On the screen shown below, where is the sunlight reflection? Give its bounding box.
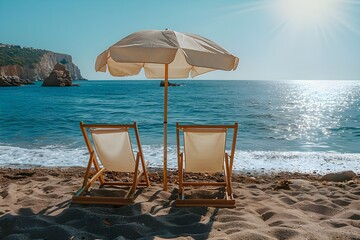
[277,81,357,146]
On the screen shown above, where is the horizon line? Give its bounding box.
[82,79,360,81]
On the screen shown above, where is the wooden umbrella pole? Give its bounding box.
[163,64,169,191]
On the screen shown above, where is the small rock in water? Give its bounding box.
[159,80,181,87]
[42,63,74,87]
[320,171,357,182]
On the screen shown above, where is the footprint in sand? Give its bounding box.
[23,189,34,195]
[43,186,55,193]
[34,177,50,182]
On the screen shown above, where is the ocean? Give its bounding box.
[0,80,359,174]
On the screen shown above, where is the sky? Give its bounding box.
[0,0,359,80]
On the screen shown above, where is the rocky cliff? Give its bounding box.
[0,43,83,81]
[0,76,34,86]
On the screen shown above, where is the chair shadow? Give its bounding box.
[0,185,220,240]
[150,188,219,239]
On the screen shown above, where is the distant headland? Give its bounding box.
[0,43,84,86]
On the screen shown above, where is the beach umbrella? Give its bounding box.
[95,29,239,190]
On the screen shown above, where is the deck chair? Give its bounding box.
[176,122,238,208]
[72,122,150,206]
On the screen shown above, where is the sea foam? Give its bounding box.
[0,144,359,174]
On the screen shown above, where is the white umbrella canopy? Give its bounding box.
[96,30,238,78]
[95,29,239,190]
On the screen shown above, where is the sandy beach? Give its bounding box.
[0,167,359,240]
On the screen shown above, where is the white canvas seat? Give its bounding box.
[183,128,227,173]
[91,128,137,172]
[176,123,238,208]
[72,122,150,206]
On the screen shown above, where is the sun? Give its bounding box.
[275,0,339,28]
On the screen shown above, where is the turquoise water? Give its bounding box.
[0,80,359,173]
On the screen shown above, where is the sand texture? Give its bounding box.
[0,167,359,240]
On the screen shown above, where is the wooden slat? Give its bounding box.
[126,152,141,198]
[178,153,184,198]
[81,123,135,129]
[72,196,134,206]
[230,122,238,175]
[224,153,233,197]
[90,128,128,134]
[178,124,236,129]
[134,123,150,187]
[182,128,227,133]
[92,158,105,185]
[82,168,107,194]
[82,152,95,187]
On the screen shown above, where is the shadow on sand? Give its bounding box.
[0,187,220,240]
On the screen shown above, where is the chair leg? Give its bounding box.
[126,170,146,199]
[74,168,107,197]
[92,156,105,185]
[141,159,150,187]
[82,152,95,187]
[224,153,233,200]
[125,153,142,199]
[178,153,184,199]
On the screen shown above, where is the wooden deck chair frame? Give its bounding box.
[176,122,238,208]
[72,122,150,206]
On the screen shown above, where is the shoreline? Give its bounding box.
[1,143,360,174]
[1,164,359,176]
[1,166,359,239]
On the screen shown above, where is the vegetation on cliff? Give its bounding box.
[0,44,47,68]
[0,43,84,80]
